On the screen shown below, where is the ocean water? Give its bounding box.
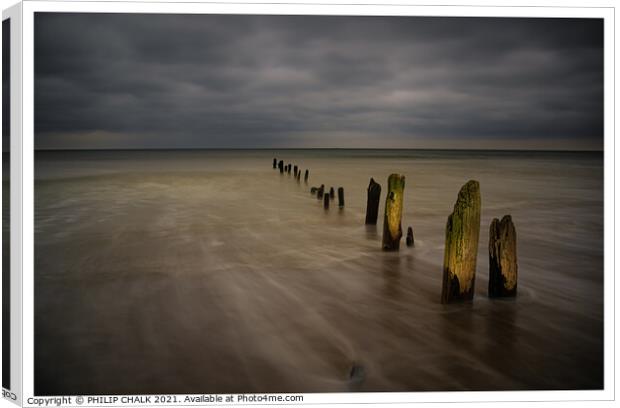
[34,149,604,395]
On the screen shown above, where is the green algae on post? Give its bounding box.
[365,178,381,225]
[382,174,405,251]
[441,180,481,303]
[489,215,518,297]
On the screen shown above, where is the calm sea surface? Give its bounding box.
[34,149,604,394]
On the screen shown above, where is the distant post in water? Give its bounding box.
[294,165,298,177]
[324,193,330,209]
[381,174,405,251]
[304,170,309,183]
[489,215,518,297]
[365,178,381,225]
[329,187,335,199]
[317,185,325,199]
[338,187,344,208]
[278,160,284,173]
[287,164,292,174]
[441,180,481,304]
[273,158,277,169]
[296,172,301,182]
[406,227,414,247]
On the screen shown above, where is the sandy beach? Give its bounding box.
[34,149,603,395]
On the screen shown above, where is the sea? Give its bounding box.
[33,149,604,395]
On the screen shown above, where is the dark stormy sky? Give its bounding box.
[34,13,603,150]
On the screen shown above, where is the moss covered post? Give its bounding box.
[381,174,405,251]
[441,180,481,303]
[488,215,517,297]
[365,178,381,225]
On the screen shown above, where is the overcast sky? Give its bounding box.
[34,13,603,150]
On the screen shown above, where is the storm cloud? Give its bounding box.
[34,13,603,150]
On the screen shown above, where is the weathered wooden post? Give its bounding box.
[406,227,414,247]
[489,215,517,297]
[381,174,405,251]
[324,193,330,209]
[441,180,481,304]
[338,187,344,208]
[287,164,292,174]
[296,172,301,182]
[310,187,318,195]
[278,160,284,173]
[273,158,277,169]
[304,170,309,183]
[317,185,325,199]
[329,187,335,199]
[365,178,381,225]
[294,165,298,177]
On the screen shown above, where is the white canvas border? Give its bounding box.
[7,1,618,406]
[2,3,22,405]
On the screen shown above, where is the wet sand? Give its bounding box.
[34,149,604,395]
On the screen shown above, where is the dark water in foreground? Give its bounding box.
[34,149,604,395]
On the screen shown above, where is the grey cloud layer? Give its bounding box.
[34,14,603,149]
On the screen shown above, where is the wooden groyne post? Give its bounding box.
[441,180,481,304]
[381,174,405,251]
[406,227,414,247]
[317,185,325,199]
[329,187,335,199]
[365,178,381,225]
[324,193,330,209]
[273,158,277,169]
[304,170,309,183]
[338,187,344,208]
[278,160,284,173]
[488,215,517,297]
[294,165,298,177]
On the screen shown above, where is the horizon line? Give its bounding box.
[31,147,604,153]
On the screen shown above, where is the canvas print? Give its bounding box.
[34,13,603,395]
[2,17,10,392]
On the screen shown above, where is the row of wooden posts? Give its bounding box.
[274,158,309,183]
[273,157,345,209]
[272,159,517,304]
[310,185,345,209]
[367,175,518,303]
